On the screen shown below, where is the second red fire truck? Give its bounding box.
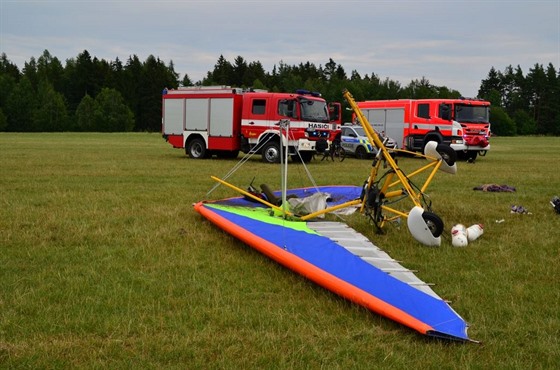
[162,86,341,163]
[356,98,491,160]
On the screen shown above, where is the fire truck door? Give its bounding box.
[366,108,405,148]
[163,98,185,134]
[186,98,209,131]
[384,108,404,147]
[208,98,235,137]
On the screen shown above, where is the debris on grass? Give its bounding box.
[511,205,532,214]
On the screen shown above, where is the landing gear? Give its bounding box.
[435,144,457,165]
[363,184,385,233]
[421,211,444,238]
[407,206,443,247]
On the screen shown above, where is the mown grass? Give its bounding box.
[1,133,559,368]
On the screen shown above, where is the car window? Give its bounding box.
[353,127,366,136]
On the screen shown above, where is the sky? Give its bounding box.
[1,0,559,97]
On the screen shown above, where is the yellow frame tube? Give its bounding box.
[300,199,362,221]
[212,176,365,222]
[210,176,294,216]
[420,161,442,193]
[343,90,422,208]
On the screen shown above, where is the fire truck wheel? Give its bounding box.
[187,138,207,159]
[355,146,367,159]
[262,141,281,163]
[435,144,456,166]
[422,211,444,237]
[467,150,478,161]
[292,152,313,163]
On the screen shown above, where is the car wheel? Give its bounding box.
[355,146,367,159]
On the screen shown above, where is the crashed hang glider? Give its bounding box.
[193,92,476,342]
[194,185,474,342]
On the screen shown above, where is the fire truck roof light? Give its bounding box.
[295,89,322,97]
[459,96,485,101]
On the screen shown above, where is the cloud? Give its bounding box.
[1,0,558,97]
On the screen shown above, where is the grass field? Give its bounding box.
[1,133,559,368]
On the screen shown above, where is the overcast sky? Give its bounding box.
[1,0,559,97]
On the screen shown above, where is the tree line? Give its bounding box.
[0,50,558,135]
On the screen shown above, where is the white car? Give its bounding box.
[340,125,396,159]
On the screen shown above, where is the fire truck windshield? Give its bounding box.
[299,98,329,122]
[454,105,490,123]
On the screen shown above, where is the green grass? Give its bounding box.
[1,133,559,368]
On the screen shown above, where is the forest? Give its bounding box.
[0,50,558,136]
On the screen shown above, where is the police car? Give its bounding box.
[340,125,397,159]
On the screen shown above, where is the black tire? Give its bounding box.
[422,211,444,238]
[217,150,239,159]
[261,141,281,163]
[435,144,456,166]
[315,139,328,154]
[467,150,478,161]
[355,146,367,160]
[187,138,207,159]
[298,151,314,163]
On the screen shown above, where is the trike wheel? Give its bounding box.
[435,144,456,166]
[422,211,444,237]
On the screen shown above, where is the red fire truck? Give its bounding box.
[356,98,491,160]
[162,86,341,163]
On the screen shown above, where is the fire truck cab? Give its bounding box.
[162,86,341,163]
[356,98,491,160]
